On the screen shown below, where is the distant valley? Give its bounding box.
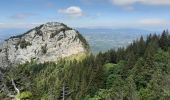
[78,28,159,53]
[0,28,159,53]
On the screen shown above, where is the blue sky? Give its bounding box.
[0,0,170,31]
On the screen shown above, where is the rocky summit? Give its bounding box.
[0,22,89,69]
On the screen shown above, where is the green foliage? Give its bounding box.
[2,30,170,100]
[50,28,67,38]
[63,52,87,61]
[76,31,90,50]
[103,63,114,73]
[19,39,32,49]
[50,29,64,38]
[159,30,169,51]
[16,91,32,99]
[41,44,47,54]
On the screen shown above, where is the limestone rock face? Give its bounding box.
[0,22,89,68]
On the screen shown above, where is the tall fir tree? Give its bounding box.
[159,30,169,51]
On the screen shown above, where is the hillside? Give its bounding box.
[0,30,170,100]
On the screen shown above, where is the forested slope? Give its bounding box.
[1,30,170,100]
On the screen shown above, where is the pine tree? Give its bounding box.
[146,34,152,46]
[159,30,169,51]
[137,36,145,57]
[144,42,157,58]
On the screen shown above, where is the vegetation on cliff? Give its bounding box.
[1,30,170,100]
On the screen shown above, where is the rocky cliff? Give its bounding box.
[0,22,89,68]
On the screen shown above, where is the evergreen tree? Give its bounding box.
[137,36,145,57]
[159,30,169,51]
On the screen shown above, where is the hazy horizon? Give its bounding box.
[0,0,170,30]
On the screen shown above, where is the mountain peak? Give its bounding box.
[0,22,89,69]
[45,22,61,25]
[42,22,67,29]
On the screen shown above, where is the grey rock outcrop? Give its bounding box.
[0,22,89,68]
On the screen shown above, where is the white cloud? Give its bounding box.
[111,0,170,6]
[142,0,170,5]
[139,18,167,26]
[58,6,83,17]
[111,0,137,6]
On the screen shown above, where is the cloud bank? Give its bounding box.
[58,6,83,17]
[139,18,167,26]
[111,0,170,6]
